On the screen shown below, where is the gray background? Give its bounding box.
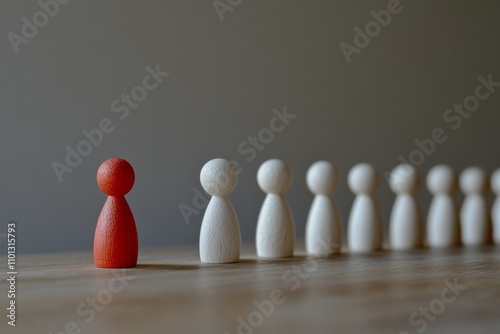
[1,0,499,254]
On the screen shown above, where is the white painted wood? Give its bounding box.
[426,165,460,248]
[199,158,241,263]
[492,169,500,244]
[459,167,491,246]
[388,164,423,250]
[347,163,383,253]
[305,161,342,256]
[256,159,295,258]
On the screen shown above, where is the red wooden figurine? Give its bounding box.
[94,158,138,268]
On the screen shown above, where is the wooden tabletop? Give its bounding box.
[6,244,500,334]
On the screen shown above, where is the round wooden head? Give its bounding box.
[492,168,500,195]
[389,164,419,195]
[306,161,338,196]
[97,158,135,196]
[460,167,488,195]
[348,163,379,195]
[257,159,292,195]
[200,158,238,197]
[427,165,456,195]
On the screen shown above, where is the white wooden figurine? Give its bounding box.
[460,167,491,246]
[491,168,500,245]
[347,163,383,252]
[199,158,241,263]
[305,161,342,256]
[426,165,460,248]
[388,164,423,250]
[256,159,295,258]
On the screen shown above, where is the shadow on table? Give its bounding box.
[136,264,202,270]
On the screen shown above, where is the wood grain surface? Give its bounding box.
[4,244,500,334]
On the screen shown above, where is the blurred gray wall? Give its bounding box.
[1,0,499,254]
